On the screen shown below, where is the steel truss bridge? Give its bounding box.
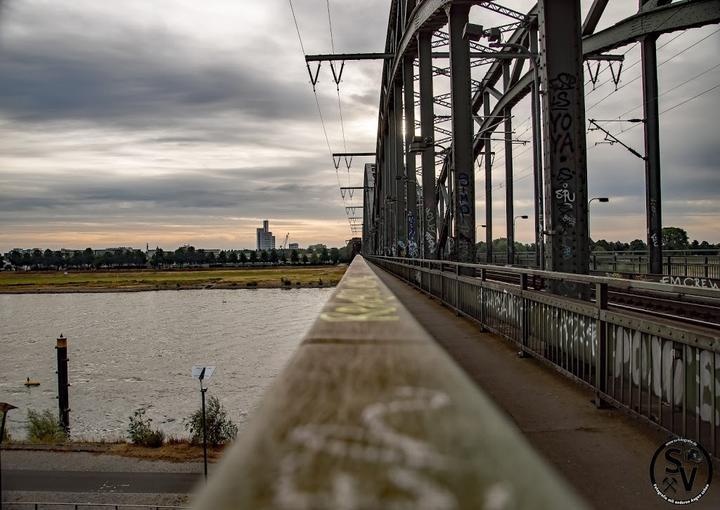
[194,2,720,508]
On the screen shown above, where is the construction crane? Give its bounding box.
[280,232,290,250]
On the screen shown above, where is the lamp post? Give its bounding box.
[588,198,609,243]
[192,365,215,482]
[475,225,486,262]
[1,403,18,496]
[512,215,529,265]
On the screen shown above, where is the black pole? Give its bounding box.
[201,385,208,481]
[56,335,70,432]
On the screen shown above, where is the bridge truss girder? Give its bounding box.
[365,0,720,277]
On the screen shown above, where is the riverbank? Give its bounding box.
[0,265,346,293]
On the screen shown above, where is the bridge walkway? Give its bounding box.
[368,261,720,510]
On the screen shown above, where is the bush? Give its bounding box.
[185,395,237,447]
[246,281,258,287]
[26,409,66,443]
[127,408,165,447]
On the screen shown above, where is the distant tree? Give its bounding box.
[238,251,247,264]
[82,247,94,267]
[629,239,647,252]
[228,251,239,264]
[249,251,257,263]
[151,248,165,268]
[206,252,216,265]
[260,250,269,263]
[320,247,330,263]
[42,249,54,268]
[301,254,309,264]
[8,250,23,267]
[594,240,611,252]
[662,227,689,251]
[310,251,319,265]
[218,251,227,265]
[280,251,287,264]
[290,249,299,264]
[269,249,279,263]
[330,247,340,264]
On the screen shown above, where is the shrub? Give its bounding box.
[26,409,66,443]
[185,395,237,447]
[127,408,165,448]
[246,281,258,287]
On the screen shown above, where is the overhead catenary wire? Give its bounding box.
[585,27,720,113]
[288,0,355,232]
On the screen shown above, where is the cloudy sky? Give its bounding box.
[0,0,717,251]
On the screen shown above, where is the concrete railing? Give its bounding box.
[191,255,588,509]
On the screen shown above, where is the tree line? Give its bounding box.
[475,227,718,254]
[2,246,348,270]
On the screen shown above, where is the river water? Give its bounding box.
[0,288,332,440]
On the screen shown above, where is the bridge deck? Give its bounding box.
[368,261,720,509]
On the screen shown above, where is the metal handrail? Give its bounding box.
[372,255,720,299]
[0,504,187,510]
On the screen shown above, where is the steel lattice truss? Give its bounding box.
[360,0,719,277]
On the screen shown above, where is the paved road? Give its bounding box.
[4,469,201,493]
[370,263,720,510]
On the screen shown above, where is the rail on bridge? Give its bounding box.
[192,255,588,509]
[371,255,720,463]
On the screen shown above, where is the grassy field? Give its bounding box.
[0,265,347,293]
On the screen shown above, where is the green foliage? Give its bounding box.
[662,227,690,251]
[26,409,66,443]
[127,408,165,448]
[185,395,237,447]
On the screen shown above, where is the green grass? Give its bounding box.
[0,266,347,292]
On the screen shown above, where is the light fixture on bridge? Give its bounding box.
[408,136,434,153]
[589,197,610,205]
[463,23,501,43]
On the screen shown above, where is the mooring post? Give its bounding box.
[56,334,70,432]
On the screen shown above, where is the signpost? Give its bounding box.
[192,365,215,481]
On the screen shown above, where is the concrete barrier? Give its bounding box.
[192,256,588,509]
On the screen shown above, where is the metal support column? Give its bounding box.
[503,62,515,265]
[641,34,663,274]
[403,56,418,257]
[447,3,475,263]
[418,31,437,259]
[484,92,493,263]
[538,0,590,288]
[530,26,545,269]
[393,83,407,255]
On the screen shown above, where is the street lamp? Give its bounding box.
[191,365,216,482]
[511,215,529,264]
[1,403,18,496]
[589,197,610,205]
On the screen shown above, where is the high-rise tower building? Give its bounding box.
[256,220,276,251]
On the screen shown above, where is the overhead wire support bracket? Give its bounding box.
[305,52,394,62]
[588,119,646,160]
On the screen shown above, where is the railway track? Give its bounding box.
[458,267,720,331]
